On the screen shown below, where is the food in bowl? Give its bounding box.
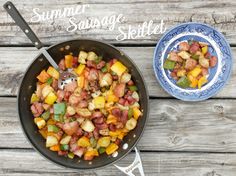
[163,40,218,89]
[30,51,142,161]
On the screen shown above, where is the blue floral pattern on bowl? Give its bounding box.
[153,22,233,101]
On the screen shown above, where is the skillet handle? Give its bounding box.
[3,1,43,49]
[114,147,145,176]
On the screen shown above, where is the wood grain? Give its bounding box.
[1,149,236,176]
[1,97,236,152]
[0,47,235,98]
[0,0,236,45]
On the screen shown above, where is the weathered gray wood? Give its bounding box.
[0,47,235,98]
[0,0,236,45]
[1,97,236,152]
[1,149,236,176]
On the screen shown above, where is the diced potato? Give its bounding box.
[88,102,95,111]
[177,70,186,77]
[111,61,127,76]
[74,64,86,76]
[77,136,90,147]
[44,92,57,105]
[46,135,58,147]
[42,85,54,99]
[77,76,85,88]
[100,73,112,87]
[189,67,202,77]
[198,76,208,89]
[65,55,73,68]
[78,51,88,64]
[91,91,101,98]
[93,96,105,109]
[133,107,142,120]
[106,114,117,124]
[60,136,72,145]
[97,137,111,147]
[130,102,140,108]
[132,91,139,101]
[67,106,76,116]
[201,46,208,55]
[47,66,59,80]
[106,143,118,155]
[199,58,209,68]
[120,72,131,83]
[37,70,50,83]
[31,93,39,103]
[125,118,137,131]
[76,108,92,117]
[87,51,98,61]
[99,128,109,136]
[34,117,46,129]
[177,51,191,59]
[81,120,95,132]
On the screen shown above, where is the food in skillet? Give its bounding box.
[30,51,142,160]
[163,40,218,89]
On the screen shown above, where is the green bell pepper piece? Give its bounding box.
[128,85,138,91]
[163,59,176,70]
[191,54,199,60]
[53,102,66,115]
[46,77,53,85]
[60,144,69,151]
[68,152,75,159]
[47,125,59,133]
[128,108,133,119]
[41,110,50,121]
[90,137,97,148]
[101,65,108,73]
[177,76,190,88]
[98,147,106,154]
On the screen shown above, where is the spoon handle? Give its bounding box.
[3,1,58,69]
[3,1,43,49]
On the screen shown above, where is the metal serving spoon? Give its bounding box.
[3,1,77,89]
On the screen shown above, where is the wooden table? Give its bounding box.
[1,0,236,175]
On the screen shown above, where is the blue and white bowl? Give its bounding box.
[153,22,233,101]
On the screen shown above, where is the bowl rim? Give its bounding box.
[153,22,233,101]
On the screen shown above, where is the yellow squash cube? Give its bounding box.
[77,136,90,147]
[133,107,142,120]
[189,67,202,77]
[44,92,57,105]
[74,64,85,76]
[106,143,118,155]
[93,96,105,109]
[198,76,208,89]
[30,93,39,103]
[77,76,85,88]
[34,117,46,129]
[111,61,127,76]
[47,66,59,79]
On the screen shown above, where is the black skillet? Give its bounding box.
[3,1,149,174]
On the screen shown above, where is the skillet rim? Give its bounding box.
[17,38,149,170]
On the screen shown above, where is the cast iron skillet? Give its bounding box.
[4,1,149,170]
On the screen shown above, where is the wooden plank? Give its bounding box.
[0,0,236,45]
[1,149,236,176]
[1,97,236,152]
[0,47,235,98]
